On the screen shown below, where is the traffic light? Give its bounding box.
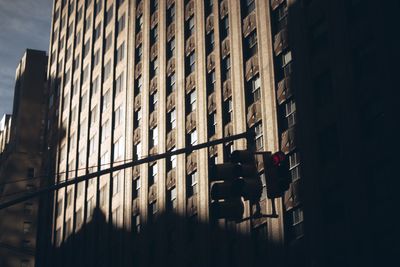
[264,151,290,199]
[209,150,262,221]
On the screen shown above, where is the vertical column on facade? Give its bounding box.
[195,0,209,223]
[139,0,150,224]
[256,0,285,250]
[175,0,186,218]
[229,0,250,235]
[124,0,134,234]
[157,0,167,216]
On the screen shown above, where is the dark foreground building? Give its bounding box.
[0,49,48,267]
[36,0,398,267]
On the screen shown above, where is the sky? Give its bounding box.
[0,0,53,117]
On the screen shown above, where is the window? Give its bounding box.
[134,108,142,127]
[168,73,176,93]
[187,171,198,196]
[100,151,109,170]
[101,119,110,143]
[79,119,87,139]
[113,138,124,160]
[282,51,292,67]
[114,105,124,128]
[133,177,141,198]
[66,190,73,207]
[113,171,122,195]
[168,3,175,22]
[23,222,32,234]
[251,75,261,101]
[95,0,102,16]
[100,185,107,207]
[150,127,158,147]
[105,5,113,26]
[188,52,196,73]
[151,25,158,41]
[78,147,85,167]
[105,33,112,52]
[64,68,71,84]
[149,163,158,185]
[137,15,143,29]
[115,72,124,94]
[65,218,72,238]
[254,123,263,151]
[83,40,90,58]
[292,208,304,239]
[94,23,101,41]
[150,201,158,215]
[77,6,83,21]
[168,187,177,211]
[75,30,81,46]
[66,45,72,61]
[81,65,89,84]
[259,172,267,199]
[93,49,100,67]
[188,16,195,36]
[136,45,143,60]
[150,91,158,112]
[188,90,196,112]
[223,56,231,78]
[209,112,217,136]
[289,152,301,181]
[116,42,125,63]
[134,142,142,160]
[102,89,111,112]
[92,76,99,95]
[117,14,126,34]
[85,14,92,32]
[87,197,94,219]
[60,144,66,162]
[69,132,76,149]
[221,16,229,37]
[90,105,98,126]
[189,130,197,146]
[112,206,121,226]
[225,97,233,122]
[134,214,141,233]
[168,38,175,56]
[57,199,63,217]
[167,109,176,130]
[285,99,296,127]
[89,135,96,155]
[103,60,111,81]
[76,208,83,228]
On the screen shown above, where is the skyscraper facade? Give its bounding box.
[0,49,48,267]
[43,0,292,266]
[41,0,399,266]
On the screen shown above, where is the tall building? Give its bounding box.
[0,49,48,267]
[40,0,398,266]
[42,0,287,266]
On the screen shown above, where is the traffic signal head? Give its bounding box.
[209,150,263,221]
[264,151,290,199]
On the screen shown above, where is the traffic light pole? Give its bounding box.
[0,131,250,210]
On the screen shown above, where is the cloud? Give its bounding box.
[0,0,52,116]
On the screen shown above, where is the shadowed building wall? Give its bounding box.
[0,49,48,267]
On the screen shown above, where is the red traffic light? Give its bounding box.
[271,151,285,166]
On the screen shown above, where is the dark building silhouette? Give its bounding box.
[0,49,48,267]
